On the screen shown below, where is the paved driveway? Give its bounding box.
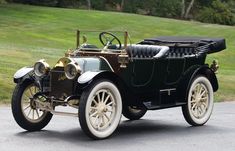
[0,102,235,151]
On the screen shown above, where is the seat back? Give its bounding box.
[167,47,196,58]
[126,44,169,59]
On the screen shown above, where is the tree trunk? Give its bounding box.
[120,0,125,11]
[181,0,185,18]
[87,0,91,10]
[184,0,195,19]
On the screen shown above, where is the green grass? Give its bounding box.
[0,4,235,103]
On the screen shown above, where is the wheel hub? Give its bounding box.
[29,98,37,109]
[97,103,107,114]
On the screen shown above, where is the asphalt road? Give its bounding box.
[0,102,235,151]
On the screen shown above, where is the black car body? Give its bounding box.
[12,31,225,139]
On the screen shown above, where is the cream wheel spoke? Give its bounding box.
[196,106,200,118]
[191,92,196,100]
[29,87,34,97]
[192,103,197,110]
[92,99,99,106]
[101,91,105,103]
[103,113,110,121]
[201,88,206,95]
[27,108,32,117]
[192,107,197,116]
[198,84,203,95]
[97,92,101,103]
[104,94,110,104]
[35,109,40,119]
[200,104,205,113]
[90,111,98,118]
[202,102,207,108]
[90,106,97,110]
[191,98,196,103]
[106,101,113,107]
[23,104,31,111]
[32,109,35,120]
[97,116,102,130]
[200,97,208,101]
[101,115,105,126]
[23,92,32,100]
[198,106,202,115]
[94,115,99,125]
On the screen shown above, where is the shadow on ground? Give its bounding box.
[14,118,222,149]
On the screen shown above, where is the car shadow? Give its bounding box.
[14,118,222,149]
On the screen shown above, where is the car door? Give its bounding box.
[165,58,186,85]
[131,59,155,88]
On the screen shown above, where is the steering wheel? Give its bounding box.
[99,32,122,50]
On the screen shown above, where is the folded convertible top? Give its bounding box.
[143,36,226,54]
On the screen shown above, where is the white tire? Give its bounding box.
[79,80,122,139]
[182,75,214,126]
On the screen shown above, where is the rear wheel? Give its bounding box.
[11,80,53,131]
[182,75,214,126]
[122,105,147,120]
[79,80,122,139]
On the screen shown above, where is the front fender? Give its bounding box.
[77,71,125,94]
[13,67,33,83]
[77,71,101,84]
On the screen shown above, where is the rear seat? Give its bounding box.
[126,44,169,59]
[167,47,196,58]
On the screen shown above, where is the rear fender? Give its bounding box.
[190,66,218,92]
[177,65,218,102]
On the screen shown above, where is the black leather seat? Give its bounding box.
[168,47,196,58]
[126,44,169,59]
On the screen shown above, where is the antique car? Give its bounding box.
[11,30,225,139]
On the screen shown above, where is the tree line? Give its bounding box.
[2,0,235,25]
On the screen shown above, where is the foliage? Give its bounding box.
[6,0,235,25]
[154,0,182,18]
[197,0,235,25]
[0,0,6,4]
[57,0,80,8]
[91,0,105,10]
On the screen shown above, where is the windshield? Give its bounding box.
[76,30,129,50]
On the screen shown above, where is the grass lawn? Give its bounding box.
[0,4,234,103]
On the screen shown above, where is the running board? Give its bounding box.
[50,110,78,117]
[144,102,186,110]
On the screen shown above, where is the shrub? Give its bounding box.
[0,0,6,4]
[154,0,181,18]
[196,0,235,25]
[57,0,80,8]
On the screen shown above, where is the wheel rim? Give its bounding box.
[89,89,116,131]
[21,84,47,123]
[190,82,209,119]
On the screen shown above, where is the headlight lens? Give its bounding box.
[34,59,50,77]
[64,62,81,80]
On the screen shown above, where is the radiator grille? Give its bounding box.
[50,68,74,99]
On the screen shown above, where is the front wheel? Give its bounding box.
[182,75,214,126]
[11,80,53,131]
[79,80,122,139]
